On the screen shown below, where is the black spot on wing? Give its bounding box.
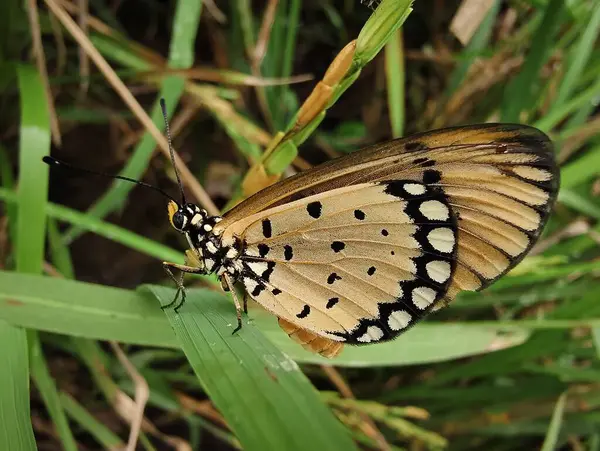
[331,241,345,253]
[252,283,265,297]
[284,245,293,260]
[423,169,441,184]
[326,297,339,309]
[307,201,322,218]
[327,273,342,284]
[262,219,272,238]
[381,229,389,236]
[262,262,276,281]
[384,181,405,198]
[258,243,270,257]
[354,209,366,220]
[296,305,310,319]
[272,288,282,295]
[367,266,376,276]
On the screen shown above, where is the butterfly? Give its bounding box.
[158,122,559,358]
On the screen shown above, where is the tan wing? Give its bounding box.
[221,181,458,344]
[217,124,559,298]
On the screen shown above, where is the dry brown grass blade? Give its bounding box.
[203,0,227,24]
[142,67,313,87]
[27,0,62,147]
[43,0,219,215]
[248,0,280,129]
[450,0,495,46]
[176,392,229,429]
[322,366,392,451]
[60,0,273,151]
[558,114,600,163]
[110,342,148,451]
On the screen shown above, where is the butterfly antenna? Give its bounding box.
[159,98,186,206]
[42,156,177,203]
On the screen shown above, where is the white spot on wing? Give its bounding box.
[426,260,451,283]
[221,235,235,247]
[244,247,260,257]
[226,248,238,259]
[388,310,411,330]
[247,261,269,275]
[206,241,218,254]
[427,228,455,253]
[419,200,449,220]
[357,326,384,343]
[243,277,258,293]
[411,286,437,309]
[203,224,213,232]
[191,214,203,225]
[204,258,215,271]
[404,183,426,195]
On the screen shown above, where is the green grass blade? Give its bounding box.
[0,271,531,367]
[60,393,125,449]
[0,271,178,348]
[534,73,600,132]
[146,285,358,451]
[501,0,565,122]
[558,189,600,221]
[28,332,78,451]
[541,393,568,451]
[559,144,600,189]
[0,186,198,273]
[47,218,75,278]
[552,3,600,110]
[384,29,404,137]
[0,321,37,451]
[10,63,54,451]
[16,64,49,274]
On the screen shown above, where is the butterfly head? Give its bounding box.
[168,201,207,233]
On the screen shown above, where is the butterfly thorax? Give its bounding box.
[187,214,245,279]
[168,201,244,279]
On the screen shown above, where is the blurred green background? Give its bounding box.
[1,0,600,449]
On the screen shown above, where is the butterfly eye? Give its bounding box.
[171,211,187,231]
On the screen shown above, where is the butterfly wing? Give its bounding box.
[220,124,558,298]
[223,180,457,343]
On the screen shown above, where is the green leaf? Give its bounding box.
[384,29,404,137]
[0,271,531,367]
[541,393,568,451]
[60,393,124,449]
[16,64,50,275]
[501,0,565,122]
[146,285,358,451]
[552,3,600,110]
[0,321,36,451]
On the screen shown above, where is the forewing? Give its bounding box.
[218,124,559,297]
[223,181,457,344]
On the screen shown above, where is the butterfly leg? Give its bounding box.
[221,274,243,334]
[162,261,205,312]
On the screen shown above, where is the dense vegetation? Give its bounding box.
[1,0,600,449]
